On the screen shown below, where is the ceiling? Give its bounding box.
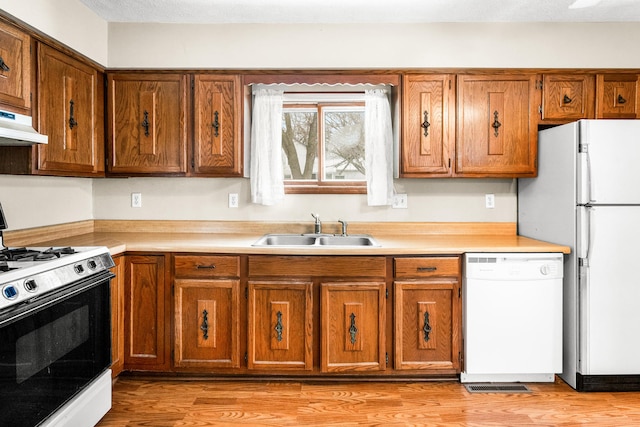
[78,0,640,24]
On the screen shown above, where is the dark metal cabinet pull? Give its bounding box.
[421,110,430,137]
[141,110,150,136]
[68,99,78,130]
[274,311,283,342]
[492,110,501,137]
[195,264,216,269]
[212,111,220,137]
[349,312,358,344]
[563,94,573,104]
[0,56,10,72]
[200,309,209,340]
[423,311,432,342]
[417,266,437,272]
[618,94,627,104]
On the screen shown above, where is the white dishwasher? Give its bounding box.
[461,253,563,383]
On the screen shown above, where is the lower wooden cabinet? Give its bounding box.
[173,255,241,369]
[247,281,313,370]
[174,279,240,368]
[124,254,171,371]
[393,257,462,374]
[117,253,462,378]
[394,281,460,372]
[321,282,386,372]
[109,255,125,378]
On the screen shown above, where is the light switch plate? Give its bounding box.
[392,194,408,209]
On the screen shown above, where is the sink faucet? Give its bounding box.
[338,219,348,236]
[311,213,322,234]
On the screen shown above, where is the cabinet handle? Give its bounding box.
[68,99,78,130]
[421,110,430,137]
[618,94,627,104]
[563,94,573,104]
[491,110,501,137]
[200,309,209,340]
[423,311,432,342]
[274,310,283,342]
[417,266,437,272]
[141,110,150,136]
[212,111,220,137]
[349,312,358,344]
[0,56,10,72]
[195,264,216,269]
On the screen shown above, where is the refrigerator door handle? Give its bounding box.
[579,149,595,204]
[578,206,591,263]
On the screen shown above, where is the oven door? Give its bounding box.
[0,271,113,427]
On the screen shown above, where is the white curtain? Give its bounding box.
[250,89,284,205]
[364,89,394,206]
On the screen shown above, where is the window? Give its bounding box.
[282,101,366,193]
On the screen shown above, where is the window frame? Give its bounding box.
[283,100,367,194]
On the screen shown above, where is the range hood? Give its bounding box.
[0,110,48,146]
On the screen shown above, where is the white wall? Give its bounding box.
[3,4,640,230]
[108,22,640,69]
[0,0,108,65]
[0,175,93,229]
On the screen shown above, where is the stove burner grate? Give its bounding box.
[0,247,77,262]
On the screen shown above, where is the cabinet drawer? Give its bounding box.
[174,255,239,278]
[248,256,386,278]
[394,257,459,278]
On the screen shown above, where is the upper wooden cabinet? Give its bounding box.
[401,74,455,177]
[107,73,188,175]
[456,74,538,177]
[596,74,639,119]
[36,43,104,176]
[192,74,242,176]
[0,20,31,112]
[540,73,595,122]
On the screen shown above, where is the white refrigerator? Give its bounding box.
[518,120,640,391]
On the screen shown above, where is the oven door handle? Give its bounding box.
[0,270,115,327]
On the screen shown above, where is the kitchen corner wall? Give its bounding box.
[4,0,640,231]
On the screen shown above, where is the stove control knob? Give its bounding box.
[24,279,38,292]
[2,284,18,300]
[74,264,85,274]
[87,259,98,270]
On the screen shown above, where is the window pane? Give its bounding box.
[282,109,318,180]
[323,108,366,181]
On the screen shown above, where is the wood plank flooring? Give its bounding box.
[97,376,640,426]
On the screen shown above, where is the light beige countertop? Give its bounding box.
[4,220,571,256]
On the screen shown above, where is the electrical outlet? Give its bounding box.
[392,194,408,209]
[228,193,239,208]
[131,192,142,208]
[485,193,495,209]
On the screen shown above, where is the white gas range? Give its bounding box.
[0,203,115,427]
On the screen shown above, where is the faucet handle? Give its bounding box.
[338,219,348,236]
[311,213,320,222]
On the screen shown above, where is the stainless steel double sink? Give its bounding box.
[252,233,380,247]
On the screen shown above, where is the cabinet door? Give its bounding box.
[456,74,538,177]
[596,74,639,119]
[110,255,125,378]
[193,74,242,176]
[541,74,595,121]
[394,280,461,372]
[108,73,188,174]
[174,279,240,368]
[320,282,386,373]
[0,20,30,111]
[401,74,455,176]
[36,43,104,175]
[124,255,170,371]
[247,281,313,370]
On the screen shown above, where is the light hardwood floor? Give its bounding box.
[97,376,640,426]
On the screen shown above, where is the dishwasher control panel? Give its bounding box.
[465,253,563,281]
